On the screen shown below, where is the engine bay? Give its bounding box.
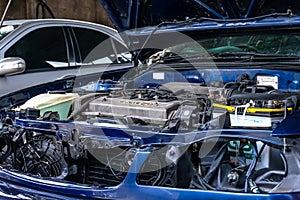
[0,67,300,194]
[71,68,300,132]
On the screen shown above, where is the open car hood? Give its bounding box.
[99,0,300,31]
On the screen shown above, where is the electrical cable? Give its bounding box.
[36,0,55,19]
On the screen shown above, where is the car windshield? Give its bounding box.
[205,33,300,55]
[0,25,15,41]
[158,32,300,60]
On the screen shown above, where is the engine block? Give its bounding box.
[89,96,180,125]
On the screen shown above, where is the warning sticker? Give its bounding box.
[256,75,278,89]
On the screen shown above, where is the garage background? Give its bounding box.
[0,0,113,27]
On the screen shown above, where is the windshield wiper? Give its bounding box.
[211,52,300,62]
[211,52,258,58]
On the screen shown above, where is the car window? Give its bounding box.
[5,27,69,72]
[72,27,131,65]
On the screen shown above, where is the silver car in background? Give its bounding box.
[0,19,132,96]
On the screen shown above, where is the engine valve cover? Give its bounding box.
[89,97,180,125]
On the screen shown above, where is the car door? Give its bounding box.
[0,25,78,96]
[0,21,133,97]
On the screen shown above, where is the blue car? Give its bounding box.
[1,0,300,199]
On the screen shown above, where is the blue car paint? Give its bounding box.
[0,144,299,199]
[14,118,284,147]
[125,16,300,36]
[132,68,300,90]
[273,110,300,137]
[99,0,300,31]
[0,118,290,199]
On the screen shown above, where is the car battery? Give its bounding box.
[213,93,296,128]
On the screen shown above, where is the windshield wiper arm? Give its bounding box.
[211,52,258,58]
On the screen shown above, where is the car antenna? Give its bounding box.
[0,0,12,28]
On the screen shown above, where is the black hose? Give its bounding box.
[203,143,228,183]
[36,0,55,19]
[244,143,265,192]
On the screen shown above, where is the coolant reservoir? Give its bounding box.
[20,92,79,120]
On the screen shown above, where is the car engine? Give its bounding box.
[79,82,213,132]
[0,71,300,194]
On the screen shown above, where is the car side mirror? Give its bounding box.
[0,57,26,76]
